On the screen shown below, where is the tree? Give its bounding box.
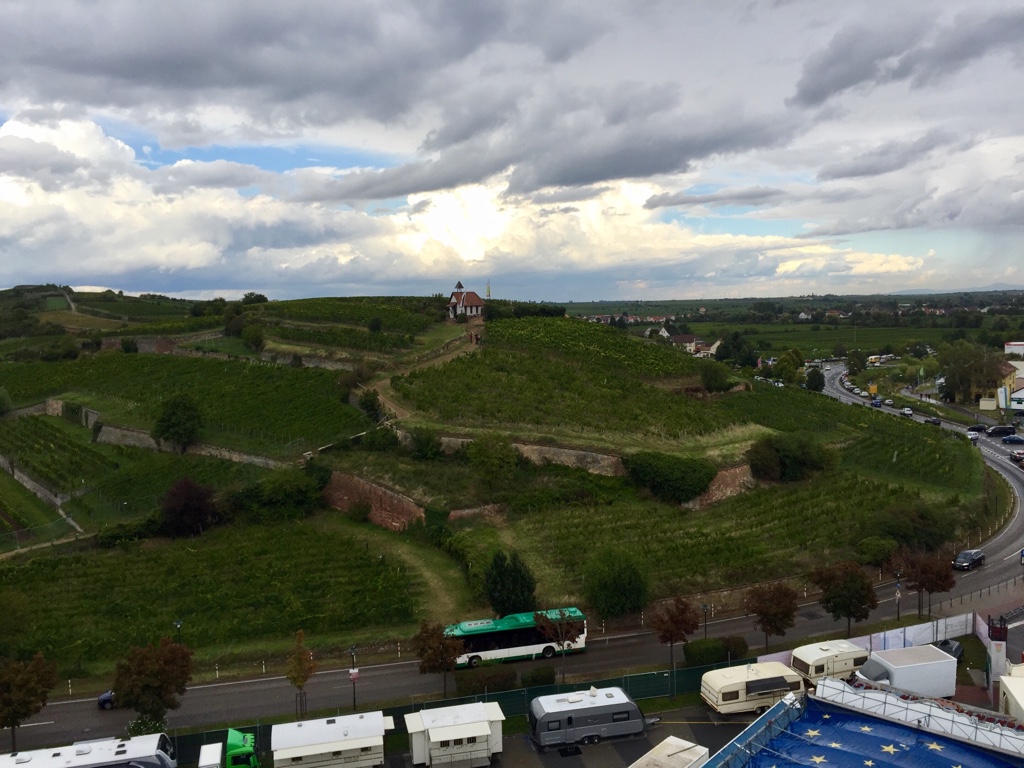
[744,583,799,649]
[583,548,648,618]
[534,608,587,684]
[411,621,464,697]
[891,549,956,617]
[160,478,218,538]
[285,630,317,717]
[0,652,58,751]
[811,562,878,636]
[846,349,867,376]
[241,292,268,305]
[698,359,732,392]
[484,551,537,617]
[151,393,203,453]
[648,597,700,697]
[112,637,193,722]
[240,323,264,351]
[367,316,383,334]
[805,367,825,392]
[468,435,520,492]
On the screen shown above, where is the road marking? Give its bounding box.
[21,721,55,728]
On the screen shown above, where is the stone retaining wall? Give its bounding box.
[323,472,424,531]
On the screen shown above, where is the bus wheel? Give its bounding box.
[468,656,481,668]
[542,646,555,659]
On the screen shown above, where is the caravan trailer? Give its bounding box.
[0,736,176,768]
[790,640,869,686]
[700,662,803,714]
[528,686,645,748]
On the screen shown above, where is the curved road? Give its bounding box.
[15,368,1024,750]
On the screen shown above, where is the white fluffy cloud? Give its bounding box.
[1,0,1022,300]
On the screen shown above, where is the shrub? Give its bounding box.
[622,452,718,504]
[346,501,372,523]
[683,638,726,666]
[856,536,899,566]
[746,433,837,483]
[361,427,400,452]
[0,387,12,416]
[698,360,732,393]
[120,337,139,353]
[521,666,557,687]
[454,666,518,696]
[467,435,519,491]
[409,428,443,460]
[160,478,219,538]
[95,512,163,548]
[358,389,383,421]
[720,635,749,661]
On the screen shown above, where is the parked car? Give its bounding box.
[871,399,882,407]
[858,390,869,397]
[883,399,894,406]
[987,425,1017,437]
[933,639,964,663]
[924,417,941,426]
[98,689,116,710]
[852,388,862,395]
[900,407,914,417]
[952,549,985,570]
[1008,450,1024,463]
[967,424,989,433]
[1002,434,1024,445]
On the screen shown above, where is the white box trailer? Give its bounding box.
[854,645,956,699]
[272,712,394,768]
[197,743,222,768]
[528,686,645,749]
[700,662,803,714]
[404,702,504,767]
[790,639,869,685]
[627,736,708,768]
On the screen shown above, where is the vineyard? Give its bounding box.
[0,355,371,456]
[268,324,413,353]
[260,296,445,334]
[0,416,119,494]
[508,469,953,600]
[0,520,420,662]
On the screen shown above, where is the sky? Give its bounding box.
[1,1,1023,303]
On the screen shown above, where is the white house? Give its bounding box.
[271,712,394,768]
[447,281,485,320]
[405,702,505,767]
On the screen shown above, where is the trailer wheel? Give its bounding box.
[754,706,767,715]
[589,736,601,745]
[542,646,555,659]
[468,656,481,668]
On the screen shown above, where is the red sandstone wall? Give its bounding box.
[323,472,424,531]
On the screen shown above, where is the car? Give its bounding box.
[852,388,862,395]
[952,549,985,570]
[987,425,1017,437]
[900,407,913,417]
[966,424,989,433]
[933,639,964,663]
[98,689,116,710]
[967,432,979,443]
[871,399,882,407]
[883,399,894,406]
[1002,434,1024,445]
[858,390,869,397]
[1008,450,1024,463]
[924,417,941,426]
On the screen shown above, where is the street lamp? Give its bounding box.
[894,572,902,622]
[348,645,358,711]
[701,604,708,640]
[173,620,183,644]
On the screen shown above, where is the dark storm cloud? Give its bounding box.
[645,186,786,210]
[817,130,965,180]
[791,9,1024,107]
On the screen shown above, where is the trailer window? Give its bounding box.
[722,691,740,702]
[467,738,477,745]
[789,680,802,691]
[439,741,450,749]
[453,739,463,747]
[547,720,561,731]
[814,664,824,674]
[612,711,630,722]
[854,656,868,666]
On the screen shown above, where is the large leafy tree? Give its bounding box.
[812,562,878,636]
[151,393,204,453]
[411,621,464,698]
[0,652,58,751]
[484,551,537,617]
[805,367,826,392]
[160,478,218,538]
[648,597,700,698]
[534,609,587,684]
[583,548,649,618]
[744,583,799,649]
[112,637,193,722]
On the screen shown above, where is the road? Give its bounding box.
[13,367,1024,751]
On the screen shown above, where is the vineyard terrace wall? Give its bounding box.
[324,472,424,531]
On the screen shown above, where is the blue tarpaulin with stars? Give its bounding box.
[744,700,1019,768]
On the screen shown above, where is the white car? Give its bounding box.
[883,399,894,406]
[852,388,862,395]
[901,407,913,417]
[859,390,869,397]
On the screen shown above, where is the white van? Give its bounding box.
[700,662,803,715]
[789,639,869,686]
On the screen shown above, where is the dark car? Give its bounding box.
[952,549,985,570]
[1002,434,1024,445]
[987,425,1017,437]
[967,424,989,433]
[923,417,941,426]
[933,639,964,663]
[98,689,115,710]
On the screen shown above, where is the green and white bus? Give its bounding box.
[446,607,587,668]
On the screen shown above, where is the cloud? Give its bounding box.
[645,186,787,210]
[817,130,963,180]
